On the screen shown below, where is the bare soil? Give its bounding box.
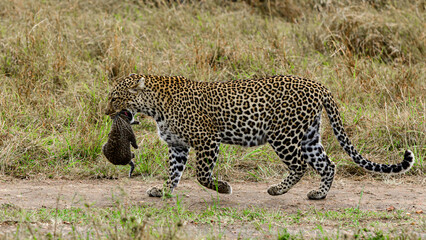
[1,176,424,212]
[1,176,424,238]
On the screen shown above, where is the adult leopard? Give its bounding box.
[105,74,415,200]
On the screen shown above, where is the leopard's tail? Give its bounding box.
[322,91,415,174]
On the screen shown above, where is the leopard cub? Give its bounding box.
[102,110,138,177]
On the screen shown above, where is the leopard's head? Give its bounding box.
[105,74,149,118]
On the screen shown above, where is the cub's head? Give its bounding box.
[115,109,139,125]
[105,74,146,118]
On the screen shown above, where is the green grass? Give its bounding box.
[1,197,423,239]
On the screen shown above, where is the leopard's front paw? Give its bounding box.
[215,180,232,194]
[146,186,164,197]
[307,189,327,200]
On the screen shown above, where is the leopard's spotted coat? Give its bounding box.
[105,74,414,199]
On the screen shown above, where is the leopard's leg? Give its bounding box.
[147,146,189,197]
[195,141,231,194]
[128,160,135,178]
[267,140,307,196]
[301,114,335,200]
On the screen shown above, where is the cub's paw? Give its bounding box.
[267,184,287,196]
[307,190,327,200]
[215,181,232,194]
[146,186,164,198]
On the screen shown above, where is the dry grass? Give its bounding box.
[0,0,424,180]
[310,3,424,64]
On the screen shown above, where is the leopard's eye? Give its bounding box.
[110,95,120,102]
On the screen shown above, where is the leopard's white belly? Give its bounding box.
[157,120,189,147]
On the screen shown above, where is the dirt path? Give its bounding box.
[1,177,424,212]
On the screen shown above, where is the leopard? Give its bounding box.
[105,74,415,200]
[102,109,139,177]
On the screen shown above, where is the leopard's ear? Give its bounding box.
[128,76,145,94]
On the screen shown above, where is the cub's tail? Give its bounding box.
[322,91,415,174]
